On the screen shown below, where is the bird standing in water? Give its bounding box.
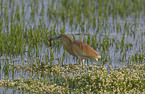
[49,34,101,64]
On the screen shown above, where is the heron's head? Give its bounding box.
[50,34,73,43]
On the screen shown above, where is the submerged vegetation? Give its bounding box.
[0,60,145,93]
[0,0,145,93]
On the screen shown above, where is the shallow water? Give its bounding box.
[0,0,145,93]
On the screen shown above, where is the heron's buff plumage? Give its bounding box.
[50,34,101,63]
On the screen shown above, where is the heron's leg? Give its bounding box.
[82,59,84,68]
[78,58,81,65]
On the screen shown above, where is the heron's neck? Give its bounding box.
[63,38,73,46]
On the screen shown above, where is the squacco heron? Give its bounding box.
[50,34,101,64]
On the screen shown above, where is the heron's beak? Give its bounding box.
[49,36,61,40]
[49,36,61,46]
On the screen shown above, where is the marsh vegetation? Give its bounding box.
[0,0,145,93]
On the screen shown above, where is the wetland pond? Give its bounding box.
[0,0,145,93]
